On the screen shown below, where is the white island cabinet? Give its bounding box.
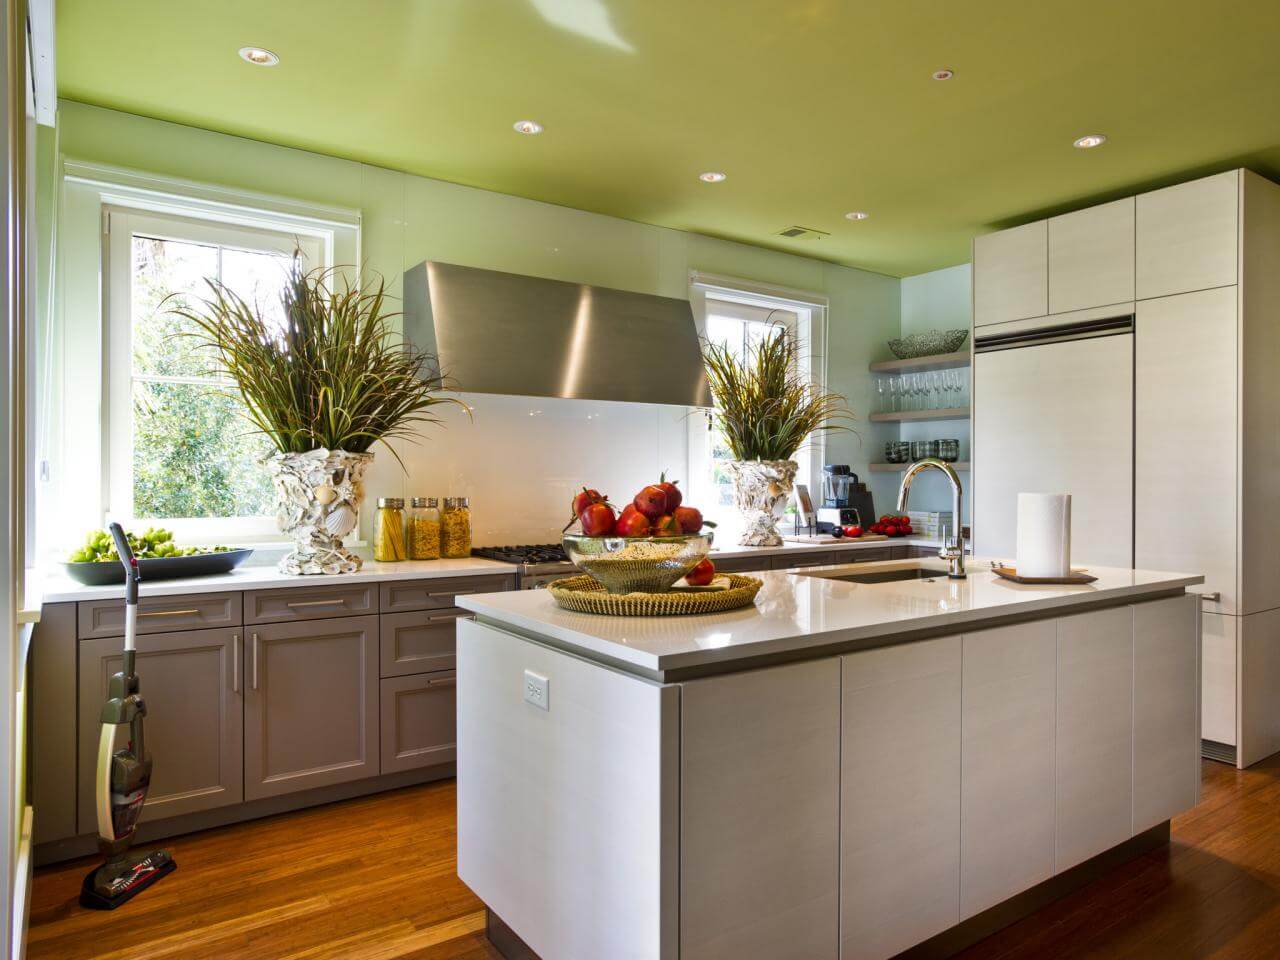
[457,560,1202,960]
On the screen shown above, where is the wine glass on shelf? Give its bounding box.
[876,377,889,414]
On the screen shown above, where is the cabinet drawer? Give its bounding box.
[78,592,241,640]
[773,551,837,570]
[380,609,466,678]
[380,672,456,774]
[707,555,771,574]
[844,547,895,564]
[379,574,515,613]
[245,583,376,624]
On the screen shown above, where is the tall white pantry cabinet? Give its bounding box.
[972,169,1280,767]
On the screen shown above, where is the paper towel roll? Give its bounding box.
[1016,493,1072,578]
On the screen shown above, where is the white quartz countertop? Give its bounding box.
[31,536,940,605]
[34,557,518,603]
[457,559,1204,674]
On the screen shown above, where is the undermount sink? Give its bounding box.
[815,566,944,585]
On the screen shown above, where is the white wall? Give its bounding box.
[45,101,902,551]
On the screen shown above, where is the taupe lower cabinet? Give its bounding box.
[37,572,514,855]
[244,615,380,801]
[77,626,243,824]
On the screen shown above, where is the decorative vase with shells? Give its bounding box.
[265,449,374,575]
[725,459,798,547]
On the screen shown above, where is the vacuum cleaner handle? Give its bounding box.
[109,522,140,606]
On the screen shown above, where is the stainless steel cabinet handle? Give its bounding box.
[426,611,468,623]
[139,608,201,618]
[428,589,476,598]
[252,632,259,690]
[426,676,457,688]
[286,598,347,609]
[232,634,239,693]
[1199,591,1223,603]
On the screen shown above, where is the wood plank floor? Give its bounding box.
[29,757,1280,959]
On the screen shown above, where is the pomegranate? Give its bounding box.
[632,484,668,520]
[673,505,703,534]
[572,487,606,517]
[656,473,682,511]
[685,558,715,586]
[651,514,681,536]
[614,509,651,537]
[579,502,616,537]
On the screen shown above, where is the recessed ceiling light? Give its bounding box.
[932,69,955,80]
[699,171,727,183]
[513,120,543,135]
[238,47,279,66]
[1073,134,1107,149]
[845,211,870,221]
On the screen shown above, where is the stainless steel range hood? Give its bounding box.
[403,261,711,407]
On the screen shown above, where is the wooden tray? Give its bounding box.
[548,574,763,616]
[991,564,1097,585]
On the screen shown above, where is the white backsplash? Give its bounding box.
[363,392,691,546]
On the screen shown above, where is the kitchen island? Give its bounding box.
[456,558,1204,960]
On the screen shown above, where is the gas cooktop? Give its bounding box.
[472,544,569,566]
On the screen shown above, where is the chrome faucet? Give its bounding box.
[897,458,966,579]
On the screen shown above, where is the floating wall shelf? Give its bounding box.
[869,461,970,473]
[868,351,971,375]
[868,407,970,423]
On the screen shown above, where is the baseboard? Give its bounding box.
[12,807,32,960]
[35,764,454,866]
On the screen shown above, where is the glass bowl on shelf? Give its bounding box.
[562,532,713,595]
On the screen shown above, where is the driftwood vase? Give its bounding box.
[725,459,798,547]
[265,448,374,575]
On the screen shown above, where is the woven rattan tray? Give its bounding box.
[547,574,763,616]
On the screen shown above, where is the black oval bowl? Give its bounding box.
[62,549,255,586]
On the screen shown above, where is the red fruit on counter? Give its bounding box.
[572,487,606,517]
[614,509,652,537]
[673,505,703,534]
[902,524,914,535]
[633,485,668,519]
[656,472,682,511]
[843,524,864,538]
[651,514,681,536]
[579,502,616,537]
[685,558,715,586]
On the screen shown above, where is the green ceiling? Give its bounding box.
[57,0,1280,277]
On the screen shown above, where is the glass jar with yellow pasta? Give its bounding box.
[440,497,472,559]
[373,497,407,562]
[407,497,441,560]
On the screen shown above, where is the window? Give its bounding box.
[106,208,325,539]
[687,280,828,532]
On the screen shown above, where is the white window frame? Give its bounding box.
[104,207,327,541]
[686,274,830,527]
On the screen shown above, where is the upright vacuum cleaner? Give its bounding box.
[79,522,177,910]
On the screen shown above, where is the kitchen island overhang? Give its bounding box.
[456,559,1204,960]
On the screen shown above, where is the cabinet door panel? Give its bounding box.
[1135,287,1237,614]
[974,221,1049,327]
[1055,608,1133,872]
[1133,596,1200,831]
[841,637,961,960]
[960,621,1056,919]
[244,615,379,800]
[78,627,242,826]
[681,659,840,960]
[1137,170,1238,299]
[380,672,456,774]
[1049,198,1135,314]
[1201,612,1237,747]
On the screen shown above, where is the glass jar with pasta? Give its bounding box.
[407,497,441,560]
[373,497,407,562]
[440,497,472,558]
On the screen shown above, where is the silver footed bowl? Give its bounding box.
[563,532,713,595]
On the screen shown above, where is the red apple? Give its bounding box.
[685,558,715,586]
[579,502,616,537]
[657,473,682,511]
[633,484,668,519]
[614,510,651,537]
[673,505,703,534]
